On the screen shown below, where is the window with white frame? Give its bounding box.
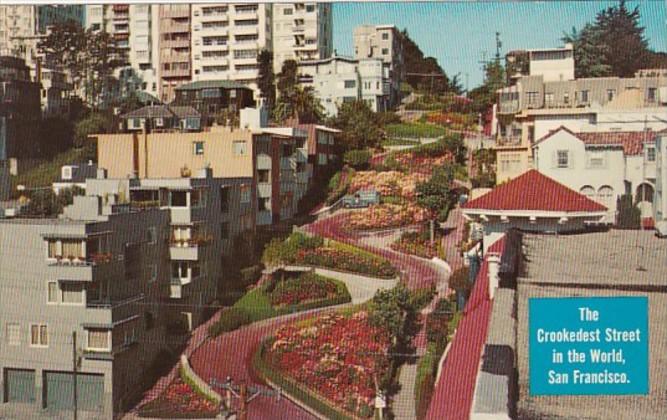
[647,146,656,162]
[557,150,569,168]
[233,140,247,156]
[86,328,110,351]
[47,282,58,303]
[30,324,48,347]
[193,141,204,155]
[6,323,20,346]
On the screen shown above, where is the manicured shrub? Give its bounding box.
[449,266,471,292]
[270,273,338,306]
[343,149,372,169]
[208,307,252,337]
[409,286,436,310]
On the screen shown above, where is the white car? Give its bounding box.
[655,220,667,238]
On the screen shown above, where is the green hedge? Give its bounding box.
[252,338,354,420]
[207,307,253,337]
[343,149,372,169]
[415,343,439,420]
[385,123,445,139]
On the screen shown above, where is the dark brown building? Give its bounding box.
[171,80,255,126]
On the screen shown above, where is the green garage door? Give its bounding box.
[44,371,104,412]
[4,368,36,403]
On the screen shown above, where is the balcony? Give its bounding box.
[170,281,183,299]
[233,56,258,66]
[161,51,191,62]
[163,22,191,33]
[257,182,271,198]
[161,39,190,49]
[47,255,113,282]
[233,26,259,36]
[495,137,523,148]
[498,100,520,114]
[162,68,191,78]
[170,244,199,261]
[160,7,190,19]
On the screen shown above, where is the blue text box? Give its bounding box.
[529,296,648,395]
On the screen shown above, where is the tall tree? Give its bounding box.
[468,58,505,114]
[400,29,452,94]
[257,49,276,111]
[563,1,662,78]
[331,100,383,151]
[276,59,299,97]
[417,164,454,243]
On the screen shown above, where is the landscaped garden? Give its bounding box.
[348,202,429,231]
[138,369,218,418]
[390,229,445,260]
[208,270,352,337]
[254,286,420,419]
[385,122,446,139]
[262,232,397,278]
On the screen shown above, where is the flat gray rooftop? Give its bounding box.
[516,231,667,419]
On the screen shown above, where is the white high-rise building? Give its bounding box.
[190,3,273,97]
[272,3,332,74]
[86,4,161,98]
[353,24,403,108]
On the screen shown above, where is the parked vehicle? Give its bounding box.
[655,220,667,238]
[343,190,380,208]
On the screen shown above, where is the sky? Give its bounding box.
[333,1,667,89]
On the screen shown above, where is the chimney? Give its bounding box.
[487,253,501,299]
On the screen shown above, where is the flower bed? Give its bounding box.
[270,273,340,306]
[138,373,218,418]
[296,247,397,278]
[261,311,392,418]
[348,203,429,230]
[391,230,444,259]
[350,170,428,200]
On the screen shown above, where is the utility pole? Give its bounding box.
[72,331,78,420]
[238,382,248,420]
[495,32,502,61]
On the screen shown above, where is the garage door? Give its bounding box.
[4,368,36,403]
[44,371,104,412]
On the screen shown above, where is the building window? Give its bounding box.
[240,185,251,204]
[284,8,293,15]
[647,87,657,102]
[47,282,59,303]
[579,90,589,103]
[86,329,110,352]
[193,141,204,156]
[526,91,538,105]
[170,191,188,207]
[30,324,48,347]
[258,169,270,183]
[258,197,270,211]
[544,92,554,105]
[233,140,247,156]
[647,147,656,162]
[382,48,389,55]
[563,92,570,104]
[557,150,569,168]
[344,80,356,89]
[47,240,60,259]
[220,222,229,239]
[318,153,328,165]
[220,187,230,212]
[6,323,20,346]
[61,283,84,304]
[607,89,616,101]
[382,33,389,40]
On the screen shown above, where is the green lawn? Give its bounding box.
[385,123,446,139]
[11,146,95,191]
[381,137,421,147]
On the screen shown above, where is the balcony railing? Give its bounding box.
[495,136,523,147]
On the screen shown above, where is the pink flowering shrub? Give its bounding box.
[266,312,392,418]
[350,170,428,200]
[296,248,397,278]
[348,203,429,230]
[139,375,218,418]
[270,273,339,306]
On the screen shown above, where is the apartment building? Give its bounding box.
[0,5,84,57]
[158,4,193,102]
[272,3,333,74]
[0,56,41,160]
[495,45,667,183]
[533,126,658,223]
[353,24,403,108]
[0,192,171,418]
[172,80,255,126]
[298,55,388,116]
[82,168,254,329]
[94,110,316,226]
[290,123,340,180]
[37,67,71,117]
[120,104,202,132]
[190,3,273,97]
[86,4,162,98]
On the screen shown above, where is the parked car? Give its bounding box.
[342,190,380,208]
[655,220,667,238]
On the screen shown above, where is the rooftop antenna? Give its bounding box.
[495,32,502,61]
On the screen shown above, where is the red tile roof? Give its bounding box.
[425,236,505,420]
[576,131,656,155]
[462,170,607,213]
[533,126,656,155]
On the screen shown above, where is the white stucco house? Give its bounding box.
[532,126,657,224]
[654,129,667,223]
[462,169,607,251]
